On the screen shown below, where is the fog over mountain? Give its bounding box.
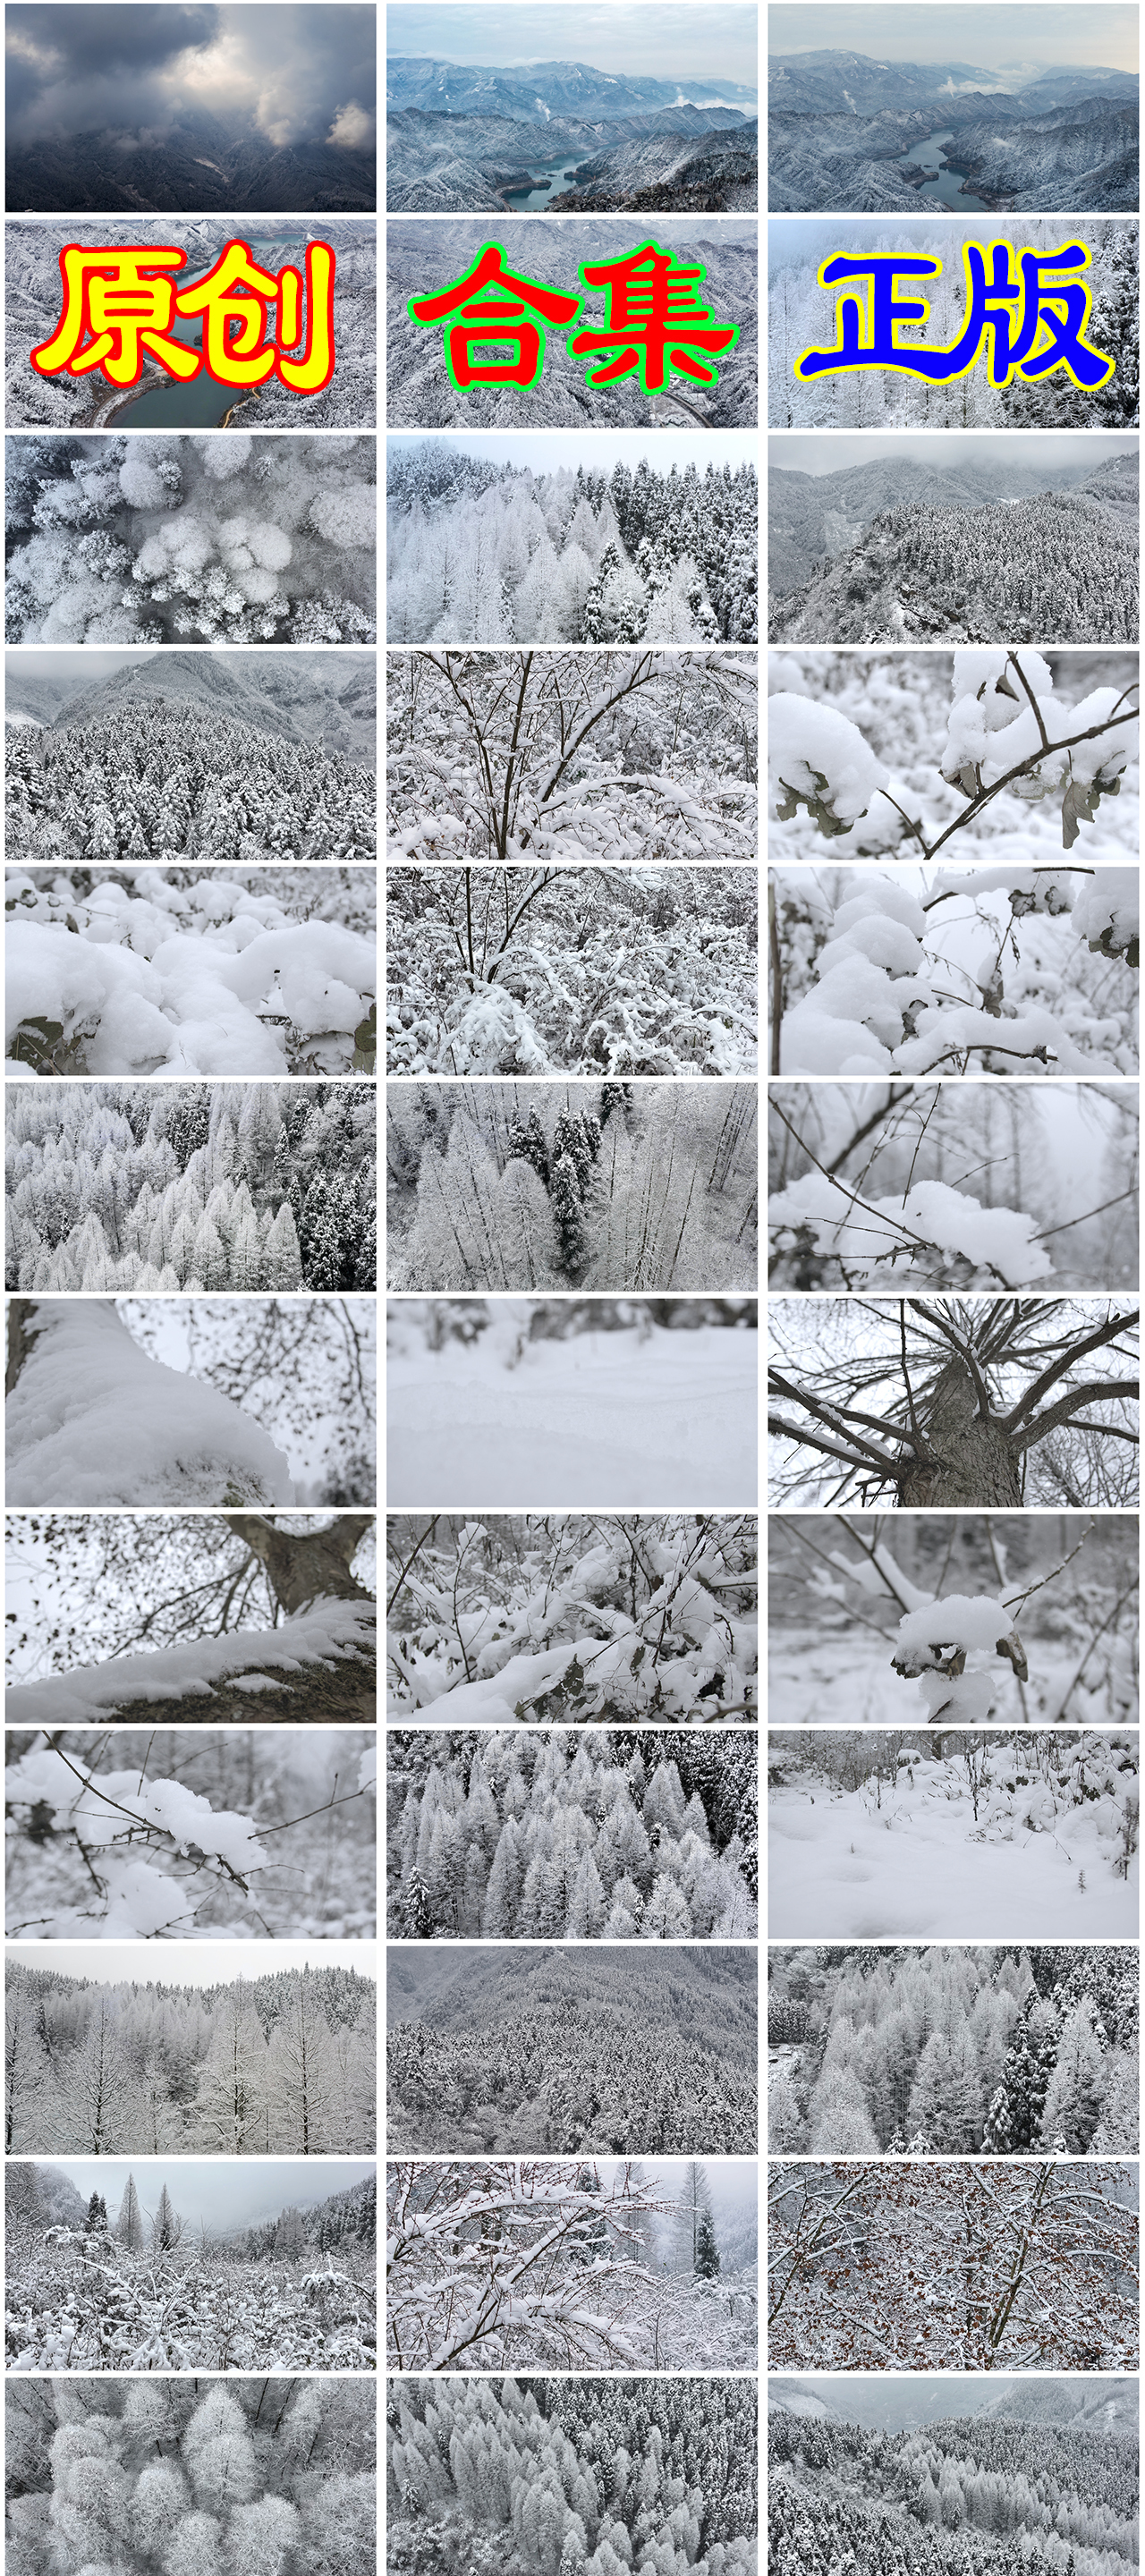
[771,2377,1139,2434]
[768,47,1138,209]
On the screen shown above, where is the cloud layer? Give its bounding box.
[7,2,376,150]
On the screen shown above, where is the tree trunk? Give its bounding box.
[227,1514,373,1612]
[902,1360,1022,1508]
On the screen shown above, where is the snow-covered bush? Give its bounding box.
[6,868,376,1077]
[6,435,376,643]
[6,1082,374,1292]
[387,1516,756,1725]
[387,860,757,1076]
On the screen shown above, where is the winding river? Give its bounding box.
[899,129,989,211]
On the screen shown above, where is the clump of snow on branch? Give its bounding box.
[768,1167,1054,1289]
[768,692,890,831]
[6,1597,376,1723]
[6,1301,295,1506]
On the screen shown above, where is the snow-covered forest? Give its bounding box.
[387,216,757,430]
[387,1945,755,2155]
[386,2157,757,2371]
[768,2159,1139,2372]
[768,1729,1140,1940]
[388,1299,758,1508]
[768,1943,1139,2158]
[769,219,1138,431]
[5,1510,376,1735]
[5,1724,376,1941]
[770,2393,1138,2576]
[768,1295,1139,1510]
[768,1083,1137,1291]
[769,452,1139,647]
[386,445,758,644]
[387,863,757,1079]
[388,2376,756,2576]
[386,646,757,868]
[386,1725,757,1934]
[8,2375,376,2576]
[6,1952,376,2154]
[7,2159,376,2370]
[6,866,377,1079]
[768,648,1140,875]
[6,1084,375,1292]
[6,1301,377,1506]
[8,677,377,868]
[389,1084,757,1291]
[768,1513,1139,1726]
[7,220,377,431]
[7,436,377,645]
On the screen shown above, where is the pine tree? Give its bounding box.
[694,2207,720,2277]
[116,2172,143,2250]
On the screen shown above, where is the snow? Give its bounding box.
[769,1759,1138,1940]
[5,1598,376,1723]
[768,691,889,822]
[1073,866,1140,952]
[6,909,376,1077]
[386,1323,758,1506]
[768,1172,1053,1286]
[6,1301,294,1505]
[895,1595,1015,1655]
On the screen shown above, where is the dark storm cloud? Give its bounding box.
[6,3,376,148]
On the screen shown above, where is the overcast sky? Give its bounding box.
[6,4,376,150]
[768,212,1109,268]
[11,1939,373,1989]
[768,4,1137,72]
[388,429,758,472]
[769,429,1139,475]
[770,2376,1134,2429]
[387,3,758,87]
[37,2157,374,2231]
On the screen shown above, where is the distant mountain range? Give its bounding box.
[5,650,377,766]
[770,2377,1139,2435]
[387,56,757,121]
[7,110,374,215]
[386,54,756,211]
[770,448,1138,596]
[768,49,1138,211]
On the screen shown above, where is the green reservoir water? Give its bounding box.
[117,238,308,428]
[899,130,988,211]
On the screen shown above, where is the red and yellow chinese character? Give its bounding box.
[570,240,738,392]
[30,238,336,394]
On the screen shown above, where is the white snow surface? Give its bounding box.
[767,1172,1053,1286]
[895,1595,1014,1653]
[768,691,889,822]
[7,915,373,1076]
[769,1767,1138,1940]
[6,1301,294,1504]
[387,1324,758,1507]
[1074,866,1140,950]
[5,1598,376,1722]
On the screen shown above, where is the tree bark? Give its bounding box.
[902,1360,1022,1508]
[227,1514,374,1613]
[5,1299,40,1395]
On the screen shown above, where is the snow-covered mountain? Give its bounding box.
[387,56,757,121]
[770,2377,1138,2433]
[548,123,755,211]
[7,111,374,216]
[769,453,1117,597]
[6,650,377,766]
[387,218,756,428]
[768,50,1138,211]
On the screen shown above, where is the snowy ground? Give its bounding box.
[768,1766,1139,1940]
[386,1324,758,1507]
[768,1625,1132,1727]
